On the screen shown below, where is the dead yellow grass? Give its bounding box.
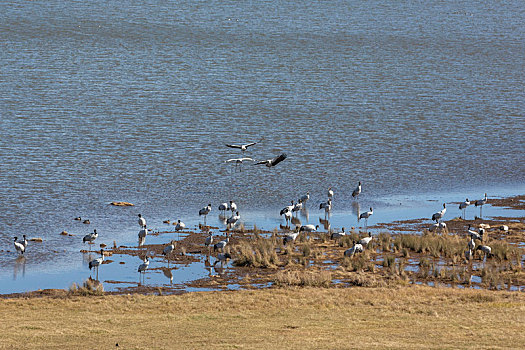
[0,286,524,349]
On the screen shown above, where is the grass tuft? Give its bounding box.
[273,270,332,288]
[233,240,280,268]
[69,278,104,296]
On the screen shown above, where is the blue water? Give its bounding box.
[0,0,524,293]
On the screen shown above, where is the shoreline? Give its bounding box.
[1,195,523,298]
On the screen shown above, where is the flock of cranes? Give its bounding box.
[224,141,287,171]
[9,138,499,289]
[428,194,496,263]
[11,179,494,287]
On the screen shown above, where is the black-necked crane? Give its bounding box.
[319,199,332,218]
[138,225,148,239]
[175,219,186,240]
[359,207,373,230]
[352,181,361,200]
[358,232,373,246]
[175,220,186,231]
[499,225,509,233]
[292,201,302,216]
[226,142,257,153]
[429,223,439,232]
[22,235,28,249]
[298,192,310,205]
[214,252,232,267]
[468,225,483,241]
[281,208,292,226]
[299,224,319,233]
[464,248,473,262]
[475,193,488,217]
[254,153,287,168]
[478,227,486,238]
[218,202,229,215]
[138,256,150,284]
[280,201,294,216]
[138,214,146,228]
[229,201,237,213]
[205,232,214,253]
[428,221,447,233]
[225,157,254,172]
[227,211,240,230]
[327,187,334,199]
[88,249,104,280]
[476,244,492,259]
[468,237,476,251]
[199,204,212,225]
[459,198,470,219]
[330,227,346,243]
[13,237,25,255]
[162,242,175,267]
[431,203,446,223]
[214,234,229,252]
[83,229,98,244]
[299,224,318,240]
[344,241,363,258]
[283,230,300,246]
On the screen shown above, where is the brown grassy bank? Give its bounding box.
[1,286,524,349]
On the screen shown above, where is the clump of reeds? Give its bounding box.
[480,264,503,290]
[236,223,246,233]
[340,232,360,248]
[273,270,332,288]
[383,255,395,270]
[417,258,431,279]
[233,239,280,268]
[69,278,104,296]
[342,252,374,272]
[345,272,383,287]
[394,233,464,259]
[298,232,311,243]
[298,256,310,267]
[378,232,392,252]
[490,240,522,262]
[443,266,462,284]
[301,244,311,258]
[270,229,279,246]
[319,233,330,244]
[396,258,407,276]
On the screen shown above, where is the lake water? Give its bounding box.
[0,0,524,293]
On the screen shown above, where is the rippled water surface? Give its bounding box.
[0,0,524,292]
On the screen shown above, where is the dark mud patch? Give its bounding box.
[489,195,525,210]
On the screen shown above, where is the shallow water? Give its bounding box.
[1,195,523,294]
[0,0,524,293]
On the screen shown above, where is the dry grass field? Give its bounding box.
[1,286,524,349]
